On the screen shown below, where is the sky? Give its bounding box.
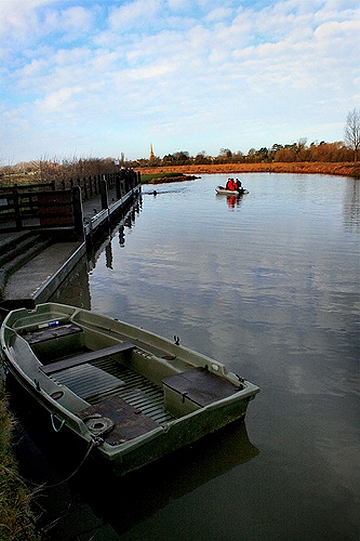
[0,0,359,164]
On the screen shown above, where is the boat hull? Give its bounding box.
[105,396,252,474]
[1,303,259,476]
[215,186,249,195]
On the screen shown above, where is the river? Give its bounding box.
[13,173,360,540]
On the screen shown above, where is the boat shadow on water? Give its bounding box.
[6,373,259,539]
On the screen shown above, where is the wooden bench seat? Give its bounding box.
[41,342,135,375]
[163,367,238,407]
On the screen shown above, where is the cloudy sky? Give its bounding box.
[0,0,359,163]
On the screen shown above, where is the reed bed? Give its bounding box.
[0,379,38,541]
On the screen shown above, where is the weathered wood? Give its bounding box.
[100,177,108,210]
[71,186,84,239]
[163,368,239,407]
[13,189,22,229]
[0,171,141,239]
[38,191,74,227]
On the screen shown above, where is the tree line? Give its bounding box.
[134,108,360,166]
[137,139,353,168]
[0,140,354,184]
[1,109,359,182]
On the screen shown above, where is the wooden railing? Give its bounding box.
[0,169,141,239]
[0,187,83,239]
[0,169,140,203]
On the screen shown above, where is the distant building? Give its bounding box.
[149,143,155,160]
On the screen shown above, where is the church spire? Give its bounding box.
[149,143,155,160]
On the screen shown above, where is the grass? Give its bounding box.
[0,378,39,541]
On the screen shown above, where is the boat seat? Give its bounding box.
[22,323,83,345]
[41,342,135,375]
[163,367,239,408]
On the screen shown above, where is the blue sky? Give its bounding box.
[0,0,359,163]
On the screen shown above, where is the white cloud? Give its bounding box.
[42,5,94,34]
[38,85,84,113]
[109,0,162,31]
[0,0,45,39]
[127,63,175,81]
[0,0,359,162]
[206,7,233,22]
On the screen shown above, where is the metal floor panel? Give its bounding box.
[51,363,124,399]
[50,356,175,425]
[90,358,175,425]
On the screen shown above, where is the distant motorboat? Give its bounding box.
[215,186,249,195]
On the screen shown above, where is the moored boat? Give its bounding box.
[215,186,249,195]
[0,303,259,476]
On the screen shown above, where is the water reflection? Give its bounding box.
[343,178,360,232]
[50,201,142,306]
[119,224,125,247]
[7,373,258,540]
[49,253,91,310]
[105,242,113,269]
[27,173,359,540]
[76,421,258,539]
[214,185,249,210]
[220,193,245,209]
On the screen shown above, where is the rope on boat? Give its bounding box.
[2,437,98,490]
[44,437,98,488]
[50,413,65,433]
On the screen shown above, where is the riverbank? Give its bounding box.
[140,172,200,184]
[138,161,359,178]
[0,379,37,541]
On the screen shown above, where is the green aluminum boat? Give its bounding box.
[0,302,259,476]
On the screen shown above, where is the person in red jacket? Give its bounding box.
[226,178,237,191]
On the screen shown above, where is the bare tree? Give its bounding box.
[344,108,360,162]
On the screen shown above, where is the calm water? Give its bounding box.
[20,174,360,539]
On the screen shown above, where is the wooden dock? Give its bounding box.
[0,172,141,306]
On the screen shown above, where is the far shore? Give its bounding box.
[138,161,359,179]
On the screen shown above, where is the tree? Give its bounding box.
[219,148,233,160]
[344,108,360,162]
[194,151,212,164]
[173,151,190,164]
[273,144,297,162]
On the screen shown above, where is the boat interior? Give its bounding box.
[3,304,246,445]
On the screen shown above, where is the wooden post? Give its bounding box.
[82,177,88,200]
[100,176,108,210]
[72,186,84,240]
[116,172,121,200]
[12,188,22,230]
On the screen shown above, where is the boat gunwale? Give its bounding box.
[0,302,260,463]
